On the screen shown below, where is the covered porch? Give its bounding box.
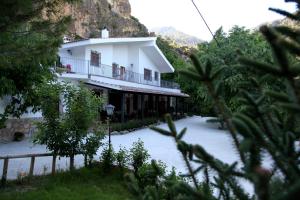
[85,82,189,122]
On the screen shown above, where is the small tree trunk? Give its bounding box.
[52,155,57,175]
[70,154,75,171]
[84,154,87,167]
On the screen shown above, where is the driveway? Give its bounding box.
[0,116,270,194]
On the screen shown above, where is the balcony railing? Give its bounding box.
[56,57,180,89]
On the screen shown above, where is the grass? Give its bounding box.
[0,167,133,200]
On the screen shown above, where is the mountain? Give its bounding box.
[151,27,204,47]
[59,0,149,40]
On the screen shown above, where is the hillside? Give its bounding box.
[151,27,204,47]
[60,0,149,39]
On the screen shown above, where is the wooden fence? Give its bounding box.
[0,153,75,185]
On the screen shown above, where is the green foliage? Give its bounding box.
[192,26,280,114]
[34,82,105,162]
[116,146,129,169]
[129,139,150,176]
[100,144,116,172]
[143,1,300,199]
[136,160,167,188]
[111,118,159,132]
[83,130,105,167]
[0,0,78,127]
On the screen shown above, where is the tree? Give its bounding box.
[192,26,278,115]
[34,82,105,169]
[0,0,77,128]
[128,0,300,199]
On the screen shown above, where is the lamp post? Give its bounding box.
[105,104,115,148]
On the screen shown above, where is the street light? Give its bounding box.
[105,104,115,149]
[105,104,115,117]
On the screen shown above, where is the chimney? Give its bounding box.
[101,27,109,39]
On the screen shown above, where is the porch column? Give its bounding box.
[141,94,144,120]
[175,97,178,119]
[167,96,170,114]
[156,95,159,118]
[121,93,125,123]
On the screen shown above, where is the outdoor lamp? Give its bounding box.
[105,104,115,153]
[105,104,115,116]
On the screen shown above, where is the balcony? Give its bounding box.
[56,57,180,89]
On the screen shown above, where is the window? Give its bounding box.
[91,51,100,67]
[155,71,159,81]
[144,68,152,81]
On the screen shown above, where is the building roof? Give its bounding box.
[85,80,189,97]
[61,37,157,49]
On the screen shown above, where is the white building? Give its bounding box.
[57,29,188,122]
[0,29,188,141]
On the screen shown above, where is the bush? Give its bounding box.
[111,118,159,132]
[137,160,166,187]
[100,144,116,172]
[82,130,105,167]
[13,132,25,141]
[116,146,129,169]
[125,160,190,199]
[129,139,150,176]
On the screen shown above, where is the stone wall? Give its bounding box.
[0,118,41,143]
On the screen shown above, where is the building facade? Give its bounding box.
[0,30,188,141]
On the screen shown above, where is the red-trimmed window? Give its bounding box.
[91,51,100,67]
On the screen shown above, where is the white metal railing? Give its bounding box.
[56,57,180,89]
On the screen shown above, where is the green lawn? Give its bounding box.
[0,167,133,200]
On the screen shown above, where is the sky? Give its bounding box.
[129,0,297,41]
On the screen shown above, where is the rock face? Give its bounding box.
[63,0,149,39]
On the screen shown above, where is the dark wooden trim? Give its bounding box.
[1,158,9,186]
[141,94,144,120]
[0,153,52,160]
[121,93,125,122]
[29,156,35,177]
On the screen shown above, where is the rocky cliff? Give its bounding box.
[62,0,149,39]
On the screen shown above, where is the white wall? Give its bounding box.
[0,96,42,119]
[128,44,140,73]
[139,49,161,85]
[85,44,113,66]
[113,44,129,68]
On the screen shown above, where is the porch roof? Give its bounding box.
[85,80,189,97]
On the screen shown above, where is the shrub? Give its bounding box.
[111,118,159,132]
[100,144,116,172]
[82,129,105,167]
[137,160,166,188]
[129,139,150,176]
[116,146,129,169]
[125,160,190,199]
